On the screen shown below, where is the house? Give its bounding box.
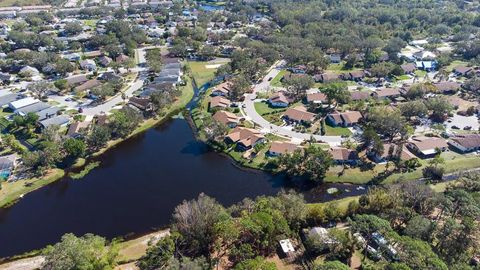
[413,50,436,60]
[433,81,461,94]
[268,92,289,107]
[98,72,123,82]
[368,143,415,163]
[350,91,371,101]
[66,74,89,87]
[8,97,39,111]
[39,115,70,129]
[115,54,129,64]
[453,66,473,77]
[279,239,295,257]
[63,52,81,61]
[343,70,365,81]
[15,102,50,116]
[83,50,103,58]
[67,121,91,138]
[98,56,112,67]
[0,72,13,84]
[416,61,437,71]
[225,127,265,150]
[329,147,359,165]
[305,227,335,245]
[407,136,448,157]
[283,106,316,124]
[326,111,362,127]
[212,110,240,128]
[211,81,232,97]
[268,141,298,156]
[19,66,40,77]
[129,96,154,111]
[75,79,101,92]
[80,59,97,71]
[401,63,416,74]
[329,54,341,63]
[306,92,328,104]
[373,88,401,100]
[0,93,21,108]
[95,114,108,125]
[448,134,480,153]
[313,72,340,83]
[288,65,307,74]
[209,96,231,109]
[36,107,59,120]
[0,154,17,180]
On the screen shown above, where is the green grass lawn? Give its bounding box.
[325,152,480,185]
[395,74,410,81]
[414,70,427,77]
[270,70,287,87]
[324,124,352,136]
[254,101,286,115]
[326,62,362,74]
[188,60,228,86]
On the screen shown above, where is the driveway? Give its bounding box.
[242,60,343,146]
[82,72,146,116]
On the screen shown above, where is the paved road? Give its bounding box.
[242,61,343,146]
[82,72,146,116]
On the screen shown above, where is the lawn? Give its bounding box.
[324,124,352,136]
[254,101,286,115]
[324,153,480,185]
[308,196,360,216]
[188,60,228,86]
[270,70,287,87]
[0,169,65,208]
[395,74,410,81]
[414,69,427,78]
[326,62,362,74]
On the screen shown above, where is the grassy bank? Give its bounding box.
[0,169,65,208]
[69,161,101,180]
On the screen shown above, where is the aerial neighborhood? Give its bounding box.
[0,0,479,269]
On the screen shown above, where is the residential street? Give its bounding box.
[242,61,343,146]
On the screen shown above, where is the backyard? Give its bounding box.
[187,59,229,86]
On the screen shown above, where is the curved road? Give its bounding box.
[242,61,343,146]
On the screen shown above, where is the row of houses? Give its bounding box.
[0,94,69,129]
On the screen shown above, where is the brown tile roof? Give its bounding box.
[226,127,264,147]
[381,143,415,160]
[75,79,101,92]
[433,81,461,93]
[284,106,316,122]
[212,110,239,126]
[340,111,362,125]
[409,136,448,152]
[306,92,327,103]
[450,134,480,149]
[269,92,289,104]
[129,97,152,110]
[66,74,89,86]
[374,88,401,98]
[269,141,298,155]
[67,121,91,137]
[115,54,130,63]
[210,96,231,108]
[401,63,416,73]
[83,50,103,58]
[329,147,358,161]
[212,81,232,95]
[350,91,371,101]
[453,66,473,75]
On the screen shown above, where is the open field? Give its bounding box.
[188,60,229,86]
